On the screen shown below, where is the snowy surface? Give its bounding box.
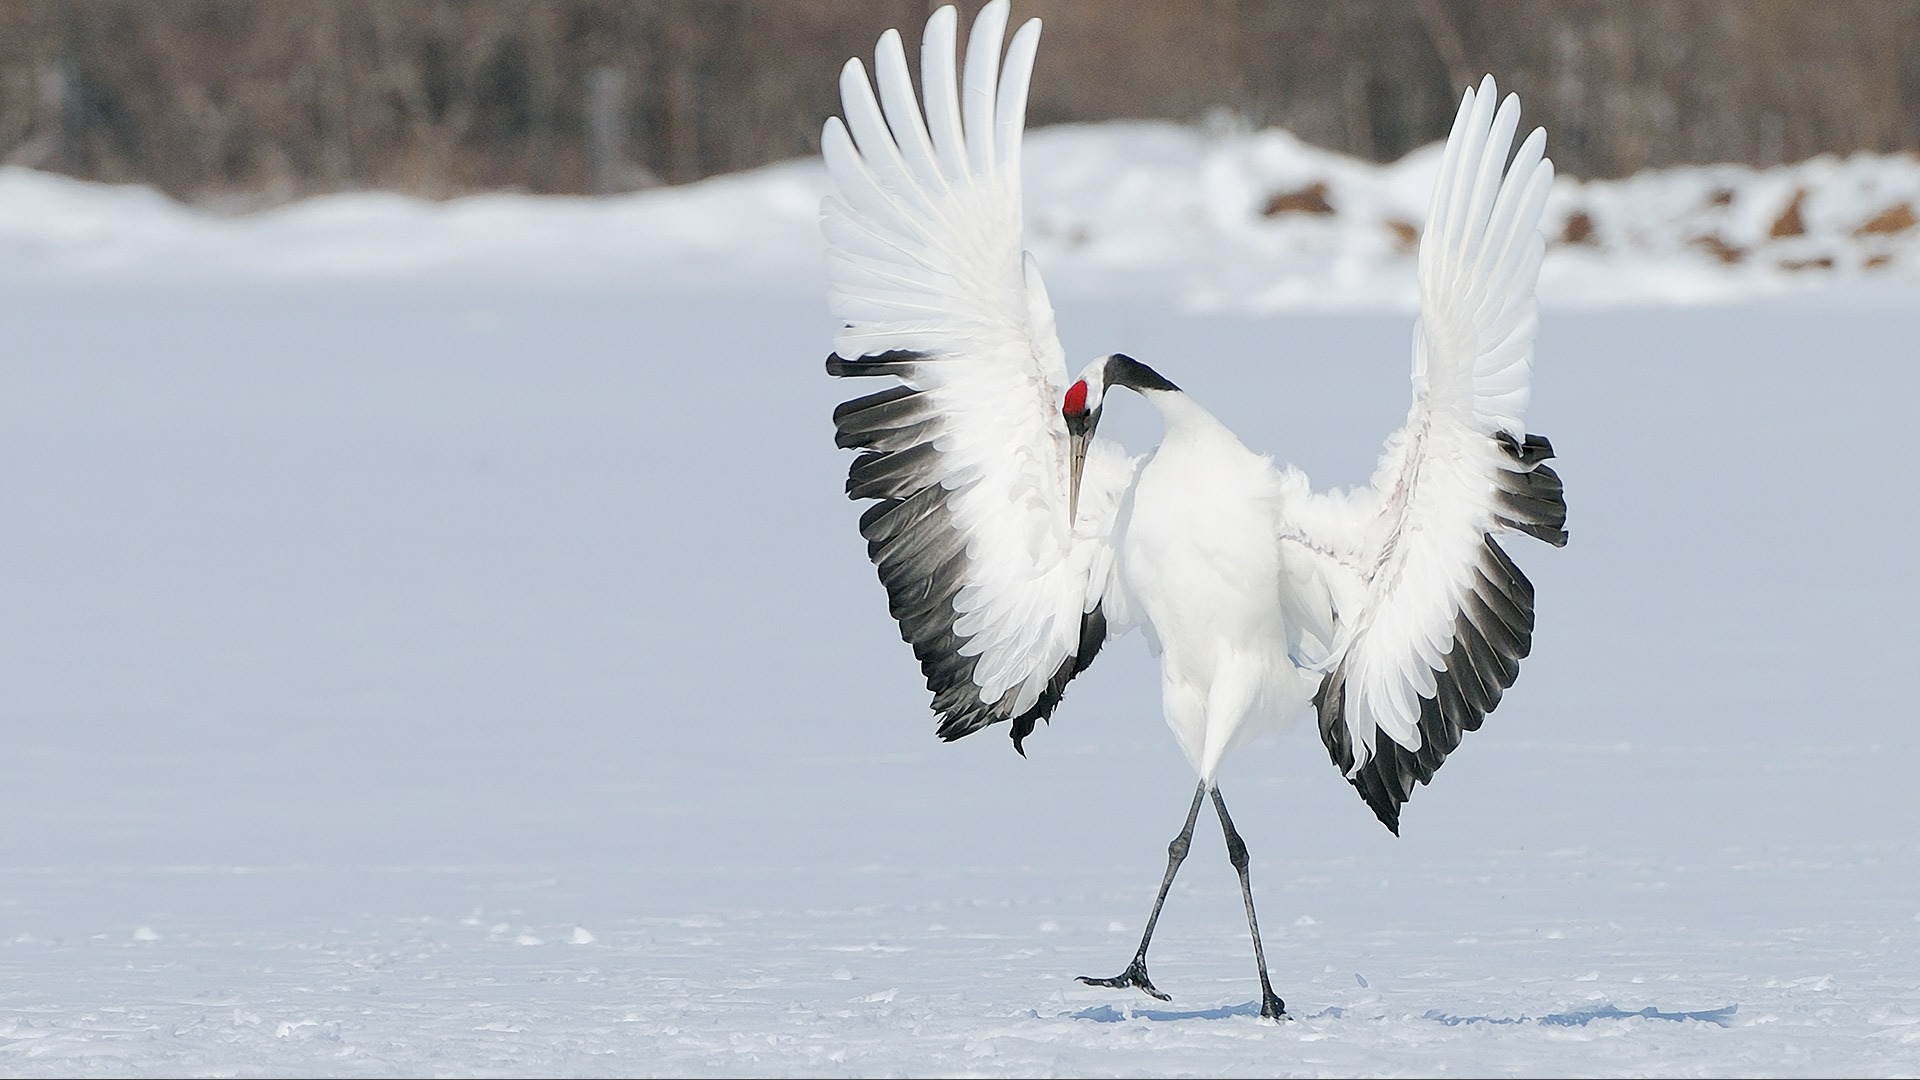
[2,126,1919,1077]
[0,120,1915,307]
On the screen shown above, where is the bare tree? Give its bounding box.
[0,0,1911,203]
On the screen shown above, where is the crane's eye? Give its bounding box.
[1063,380,1089,418]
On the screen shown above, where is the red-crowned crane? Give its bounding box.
[824,1,1566,1019]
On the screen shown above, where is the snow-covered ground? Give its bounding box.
[2,125,1918,1076]
[1,120,1918,306]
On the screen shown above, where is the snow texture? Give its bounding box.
[0,122,1915,306]
[1,127,1918,1077]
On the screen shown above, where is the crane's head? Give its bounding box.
[1062,353,1179,519]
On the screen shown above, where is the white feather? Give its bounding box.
[827,13,1559,815]
[824,1,1112,715]
[1280,75,1554,772]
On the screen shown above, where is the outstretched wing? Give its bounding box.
[824,1,1120,751]
[1291,77,1568,833]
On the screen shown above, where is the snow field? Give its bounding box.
[0,125,1918,1074]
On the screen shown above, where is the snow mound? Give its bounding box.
[0,122,1915,309]
[1016,122,1920,309]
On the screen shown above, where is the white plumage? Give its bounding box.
[825,1,1566,1019]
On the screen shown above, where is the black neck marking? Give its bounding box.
[1107,353,1180,394]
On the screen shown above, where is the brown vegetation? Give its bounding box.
[1857,203,1918,236]
[1263,182,1334,216]
[1770,191,1808,239]
[1692,235,1745,264]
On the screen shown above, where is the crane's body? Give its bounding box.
[1117,390,1311,781]
[823,1,1566,1019]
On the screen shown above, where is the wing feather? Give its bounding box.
[961,0,1008,178]
[1296,77,1568,833]
[874,32,949,203]
[825,1,1116,750]
[919,8,968,182]
[995,21,1040,174]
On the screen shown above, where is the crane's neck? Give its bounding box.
[1100,352,1237,447]
[1138,386,1232,445]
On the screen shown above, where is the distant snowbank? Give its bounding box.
[0,160,831,288]
[1,121,1916,309]
[1023,124,1920,309]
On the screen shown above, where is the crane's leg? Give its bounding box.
[1210,784,1288,1020]
[1077,781,1207,1001]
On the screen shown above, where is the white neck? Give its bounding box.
[1139,387,1222,440]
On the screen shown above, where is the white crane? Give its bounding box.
[823,1,1565,1021]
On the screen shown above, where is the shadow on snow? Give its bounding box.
[1068,1002,1738,1027]
[1070,1002,1273,1023]
[1424,1003,1738,1028]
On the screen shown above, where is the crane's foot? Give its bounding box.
[1077,957,1170,1001]
[1260,987,1289,1021]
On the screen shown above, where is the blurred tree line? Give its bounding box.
[0,0,1914,204]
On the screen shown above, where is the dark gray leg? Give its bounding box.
[1210,784,1288,1020]
[1077,781,1208,1001]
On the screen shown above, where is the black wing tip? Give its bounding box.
[1349,751,1407,835]
[845,441,941,500]
[1510,519,1571,547]
[1319,536,1545,834]
[827,349,927,378]
[1494,429,1557,465]
[832,382,916,424]
[935,707,990,743]
[925,606,1107,756]
[931,695,1045,755]
[1314,428,1563,829]
[1370,794,1404,836]
[1319,671,1408,833]
[998,606,1107,756]
[1495,430,1569,548]
[1010,714,1041,756]
[830,345,1108,760]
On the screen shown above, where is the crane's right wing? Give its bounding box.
[1289,78,1568,833]
[825,1,1119,751]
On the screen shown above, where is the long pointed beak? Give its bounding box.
[1069,429,1087,522]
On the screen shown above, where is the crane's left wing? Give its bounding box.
[1286,78,1568,833]
[824,2,1122,751]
